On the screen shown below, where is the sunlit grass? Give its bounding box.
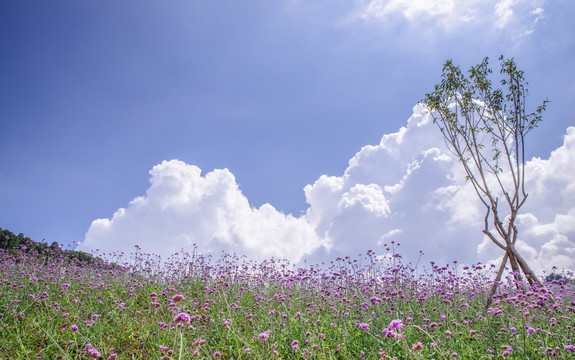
[1,245,573,359]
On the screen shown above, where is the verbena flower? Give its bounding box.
[172,294,185,302]
[173,312,191,324]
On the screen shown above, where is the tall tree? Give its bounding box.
[423,56,548,306]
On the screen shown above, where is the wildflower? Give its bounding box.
[173,313,191,324]
[107,355,118,360]
[244,348,250,354]
[192,339,206,348]
[565,345,575,352]
[388,319,404,330]
[85,344,101,358]
[291,340,299,351]
[214,351,222,357]
[70,325,79,332]
[501,345,513,356]
[369,296,381,305]
[451,352,458,357]
[357,323,370,332]
[257,330,270,340]
[412,342,423,351]
[172,294,185,302]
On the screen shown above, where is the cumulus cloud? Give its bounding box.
[78,160,323,263]
[79,107,575,274]
[303,107,575,272]
[350,0,545,35]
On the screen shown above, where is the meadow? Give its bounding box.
[0,243,573,359]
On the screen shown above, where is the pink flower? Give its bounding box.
[291,340,299,351]
[173,313,191,324]
[70,325,79,332]
[388,319,404,330]
[172,294,185,302]
[412,342,423,351]
[357,323,370,332]
[85,344,101,358]
[258,330,270,340]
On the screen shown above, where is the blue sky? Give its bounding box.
[1,1,574,271]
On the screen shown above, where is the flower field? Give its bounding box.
[0,245,573,359]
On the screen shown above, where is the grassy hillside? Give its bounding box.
[0,234,574,359]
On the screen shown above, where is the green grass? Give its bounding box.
[1,248,573,359]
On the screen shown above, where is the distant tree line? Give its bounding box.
[1,227,103,266]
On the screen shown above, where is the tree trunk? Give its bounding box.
[508,246,542,287]
[486,252,508,309]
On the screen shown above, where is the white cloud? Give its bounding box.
[349,0,545,36]
[79,108,575,275]
[78,160,322,263]
[302,105,574,273]
[495,0,516,28]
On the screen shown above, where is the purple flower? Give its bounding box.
[291,340,299,351]
[85,344,101,358]
[388,319,404,330]
[172,294,185,302]
[565,345,575,352]
[357,323,370,332]
[412,342,423,351]
[258,330,271,340]
[70,325,79,332]
[173,312,191,324]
